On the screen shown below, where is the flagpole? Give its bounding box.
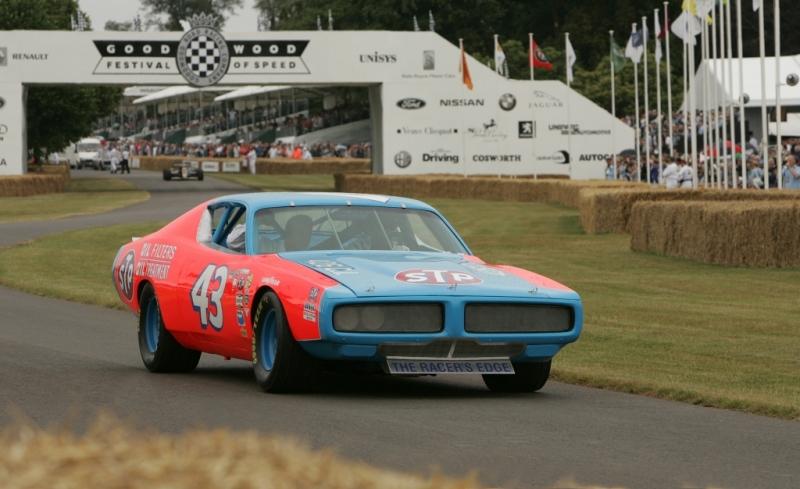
[736,0,747,188]
[682,27,689,160]
[774,0,783,189]
[643,16,651,184]
[665,2,674,159]
[702,17,710,187]
[459,38,467,178]
[718,0,729,189]
[711,4,722,189]
[610,30,617,180]
[494,34,500,75]
[529,33,534,81]
[690,16,699,188]
[633,22,642,182]
[726,0,737,187]
[758,0,768,189]
[654,11,664,184]
[565,32,573,180]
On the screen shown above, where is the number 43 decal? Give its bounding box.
[191,264,228,331]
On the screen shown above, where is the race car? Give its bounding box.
[163,161,204,181]
[112,192,583,393]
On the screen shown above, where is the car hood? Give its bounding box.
[279,251,574,299]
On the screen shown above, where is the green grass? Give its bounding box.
[213,173,334,191]
[0,178,149,223]
[0,196,798,420]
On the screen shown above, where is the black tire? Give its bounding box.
[138,283,201,373]
[162,169,171,181]
[482,360,551,393]
[197,170,204,181]
[252,291,317,393]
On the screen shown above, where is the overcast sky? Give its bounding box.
[81,0,261,32]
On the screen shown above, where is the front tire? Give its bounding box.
[138,284,201,373]
[482,360,551,393]
[162,169,172,181]
[252,291,317,393]
[197,170,204,181]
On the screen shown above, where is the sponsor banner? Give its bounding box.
[222,160,240,172]
[548,123,611,136]
[131,157,141,169]
[201,161,219,172]
[395,126,457,136]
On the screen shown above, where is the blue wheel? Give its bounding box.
[258,309,278,371]
[253,291,318,392]
[144,299,161,353]
[138,284,201,373]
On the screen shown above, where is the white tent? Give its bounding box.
[132,85,235,105]
[213,85,292,102]
[686,55,800,109]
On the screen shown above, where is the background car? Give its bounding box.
[112,192,583,393]
[163,161,204,181]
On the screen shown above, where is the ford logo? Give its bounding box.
[397,98,426,110]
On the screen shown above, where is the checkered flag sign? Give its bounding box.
[185,35,221,78]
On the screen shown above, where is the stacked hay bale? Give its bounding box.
[630,201,800,267]
[0,171,70,197]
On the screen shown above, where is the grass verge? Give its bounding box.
[0,178,149,223]
[213,173,334,191]
[0,196,797,419]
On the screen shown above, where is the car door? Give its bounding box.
[178,201,252,359]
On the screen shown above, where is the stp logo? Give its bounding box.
[395,269,482,285]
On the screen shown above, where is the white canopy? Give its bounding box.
[213,85,291,102]
[687,55,800,109]
[132,85,236,105]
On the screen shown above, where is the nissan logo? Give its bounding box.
[397,98,426,110]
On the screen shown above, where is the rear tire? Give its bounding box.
[162,169,171,181]
[197,170,204,181]
[252,291,317,393]
[482,360,551,393]
[138,284,201,373]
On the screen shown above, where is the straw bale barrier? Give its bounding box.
[335,174,643,207]
[580,187,800,235]
[136,156,370,175]
[0,418,484,489]
[0,173,69,197]
[629,200,800,267]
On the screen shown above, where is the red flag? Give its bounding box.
[529,39,553,71]
[460,42,474,90]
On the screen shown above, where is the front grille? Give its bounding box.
[333,303,443,333]
[465,303,574,333]
[379,340,524,359]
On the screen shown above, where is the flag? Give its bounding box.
[565,36,576,83]
[625,27,646,63]
[753,0,759,11]
[671,10,701,45]
[460,42,474,90]
[428,10,435,31]
[530,38,553,70]
[413,15,420,32]
[494,36,507,77]
[610,38,627,73]
[655,10,663,63]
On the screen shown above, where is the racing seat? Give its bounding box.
[283,215,313,251]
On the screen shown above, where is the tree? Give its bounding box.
[141,0,243,30]
[0,0,121,161]
[104,19,133,31]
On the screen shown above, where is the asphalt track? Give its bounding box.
[1,171,798,489]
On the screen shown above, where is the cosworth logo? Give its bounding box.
[92,16,309,85]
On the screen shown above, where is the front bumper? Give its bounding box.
[298,293,583,363]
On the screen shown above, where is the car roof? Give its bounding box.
[210,192,438,212]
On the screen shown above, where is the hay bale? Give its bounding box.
[630,200,800,267]
[0,174,69,197]
[0,417,484,489]
[580,187,800,235]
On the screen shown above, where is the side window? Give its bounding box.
[197,203,248,254]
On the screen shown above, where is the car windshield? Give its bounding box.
[77,143,100,152]
[253,206,467,254]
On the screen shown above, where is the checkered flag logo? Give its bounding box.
[185,35,221,78]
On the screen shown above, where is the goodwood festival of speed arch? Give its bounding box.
[0,19,633,177]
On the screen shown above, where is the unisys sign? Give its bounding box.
[395,269,482,285]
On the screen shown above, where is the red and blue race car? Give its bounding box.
[112,192,583,393]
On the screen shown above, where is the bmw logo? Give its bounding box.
[499,93,517,111]
[394,151,412,169]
